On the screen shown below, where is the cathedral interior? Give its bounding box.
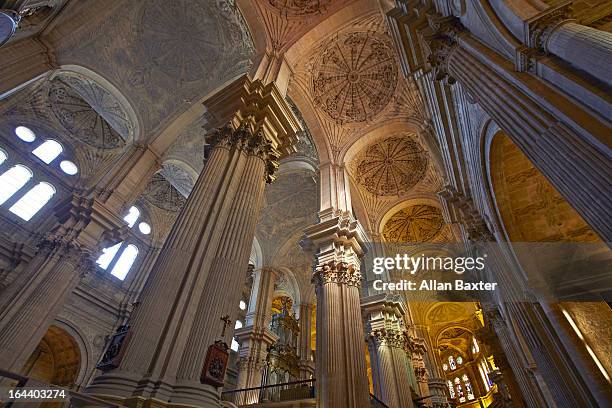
[0,1,610,408]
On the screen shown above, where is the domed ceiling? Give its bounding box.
[383,204,443,243]
[268,0,333,16]
[311,31,398,124]
[353,136,428,196]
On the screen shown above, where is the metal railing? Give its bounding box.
[221,379,315,405]
[0,368,118,408]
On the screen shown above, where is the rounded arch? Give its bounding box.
[274,267,302,314]
[21,323,87,388]
[378,196,443,237]
[250,236,263,269]
[51,65,141,145]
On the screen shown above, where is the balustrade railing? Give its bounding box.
[221,379,315,405]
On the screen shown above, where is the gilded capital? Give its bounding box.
[369,328,407,349]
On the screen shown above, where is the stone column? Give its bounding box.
[297,302,315,379]
[86,78,299,408]
[0,194,125,373]
[425,15,612,242]
[362,294,415,408]
[304,212,371,408]
[413,325,450,408]
[233,267,278,404]
[523,2,612,87]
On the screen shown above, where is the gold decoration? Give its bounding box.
[383,205,443,243]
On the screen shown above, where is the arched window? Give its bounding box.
[96,242,122,270]
[9,182,55,221]
[455,377,465,403]
[0,149,6,166]
[442,363,448,371]
[448,355,456,370]
[123,206,140,227]
[479,364,490,392]
[447,380,455,399]
[462,374,475,400]
[239,300,247,310]
[60,160,78,176]
[456,356,463,365]
[473,337,480,353]
[110,244,138,280]
[231,338,239,352]
[32,140,63,164]
[0,165,33,205]
[235,320,243,329]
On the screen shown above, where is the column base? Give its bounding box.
[86,372,221,408]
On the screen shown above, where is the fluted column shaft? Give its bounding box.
[314,262,370,408]
[87,123,279,407]
[0,242,90,372]
[367,333,415,408]
[546,22,612,87]
[0,194,121,373]
[444,34,612,242]
[233,268,278,404]
[297,303,315,378]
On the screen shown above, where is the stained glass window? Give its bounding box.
[449,355,456,370]
[463,374,475,400]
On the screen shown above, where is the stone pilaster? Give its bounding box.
[362,294,415,408]
[233,267,278,403]
[233,327,278,405]
[0,194,125,373]
[304,212,370,408]
[297,302,315,379]
[86,77,300,408]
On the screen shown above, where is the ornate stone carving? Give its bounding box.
[286,97,318,162]
[369,328,407,349]
[383,205,444,243]
[140,0,254,83]
[143,173,187,212]
[207,123,280,183]
[312,31,398,123]
[49,80,126,149]
[423,15,463,83]
[525,2,573,52]
[312,261,362,287]
[354,135,427,196]
[268,0,332,16]
[160,162,195,198]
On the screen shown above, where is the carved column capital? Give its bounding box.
[312,261,362,288]
[369,328,407,349]
[206,121,280,183]
[423,14,464,83]
[524,2,574,52]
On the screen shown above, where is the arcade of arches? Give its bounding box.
[0,1,610,408]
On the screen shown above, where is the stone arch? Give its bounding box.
[52,65,141,145]
[21,324,83,388]
[274,267,302,314]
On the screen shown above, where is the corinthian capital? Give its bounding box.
[525,2,573,52]
[312,261,362,288]
[206,121,280,183]
[423,14,464,83]
[369,328,407,349]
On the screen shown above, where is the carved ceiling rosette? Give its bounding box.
[142,173,187,212]
[48,80,127,149]
[267,0,333,16]
[353,136,428,196]
[311,31,398,124]
[383,205,444,243]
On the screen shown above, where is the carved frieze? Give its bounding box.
[369,328,407,349]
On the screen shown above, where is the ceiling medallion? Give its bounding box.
[383,205,444,243]
[268,0,332,16]
[355,136,427,196]
[143,173,186,212]
[312,31,398,124]
[49,81,125,149]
